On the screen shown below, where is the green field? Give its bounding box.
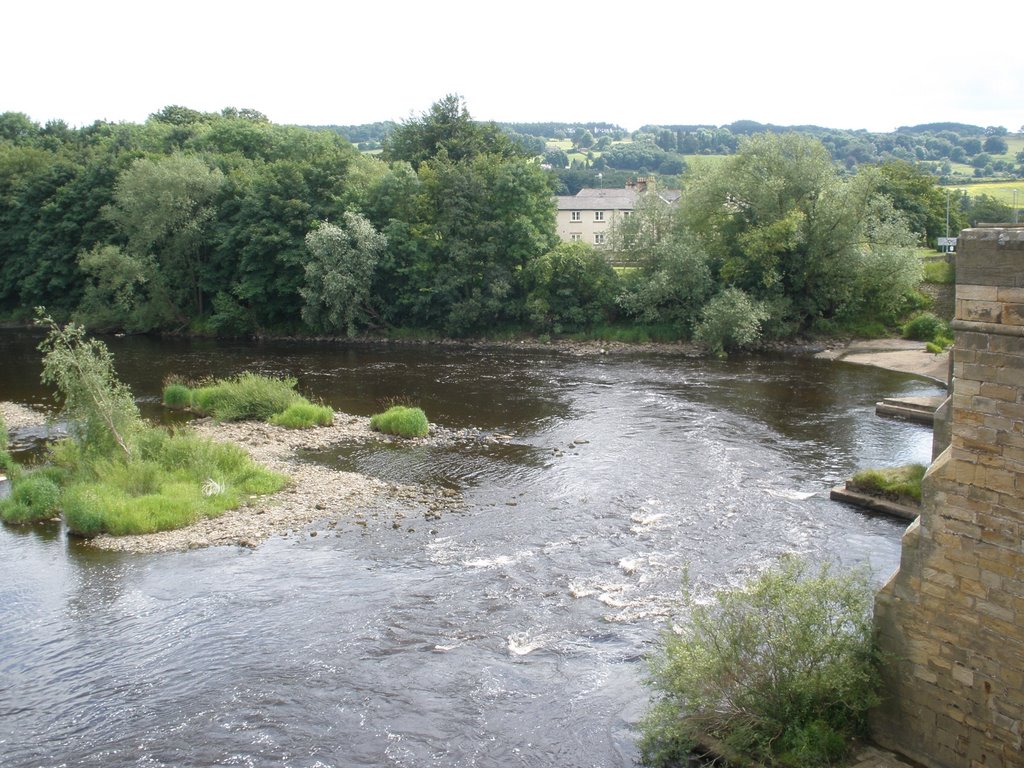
[945,180,1023,206]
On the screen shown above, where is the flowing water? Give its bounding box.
[0,330,940,767]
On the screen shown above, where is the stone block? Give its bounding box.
[959,285,1001,301]
[980,383,1019,403]
[1004,303,1024,326]
[998,287,1024,303]
[962,301,1004,324]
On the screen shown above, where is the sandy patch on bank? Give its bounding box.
[814,339,949,385]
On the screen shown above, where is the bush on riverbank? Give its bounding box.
[902,312,952,351]
[370,406,429,438]
[639,557,880,767]
[848,464,926,505]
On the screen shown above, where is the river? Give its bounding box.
[0,330,939,767]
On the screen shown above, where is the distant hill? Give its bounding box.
[896,122,987,136]
[317,118,1021,184]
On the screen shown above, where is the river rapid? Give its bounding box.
[0,331,939,767]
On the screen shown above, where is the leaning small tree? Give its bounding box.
[36,309,142,458]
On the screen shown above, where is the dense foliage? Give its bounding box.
[639,558,881,767]
[0,99,985,345]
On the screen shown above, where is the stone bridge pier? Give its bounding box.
[873,227,1024,767]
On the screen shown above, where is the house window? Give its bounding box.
[622,211,631,217]
[570,210,582,222]
[594,233,605,245]
[594,211,605,222]
[570,233,582,242]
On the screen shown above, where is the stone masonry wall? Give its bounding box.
[873,228,1024,768]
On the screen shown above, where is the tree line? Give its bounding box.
[0,96,956,349]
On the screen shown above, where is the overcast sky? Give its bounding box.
[5,0,1021,133]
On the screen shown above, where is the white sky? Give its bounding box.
[5,0,1021,134]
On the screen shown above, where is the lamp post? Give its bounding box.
[1014,189,1019,224]
[946,188,950,241]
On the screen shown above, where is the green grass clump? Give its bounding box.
[164,373,332,429]
[189,372,303,422]
[269,402,334,429]
[162,382,193,409]
[848,464,926,505]
[57,428,286,537]
[370,406,429,438]
[0,473,63,524]
[639,557,880,768]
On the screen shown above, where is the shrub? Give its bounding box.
[0,473,62,524]
[189,373,303,422]
[639,557,880,767]
[162,382,193,409]
[848,464,926,504]
[694,288,768,356]
[269,402,334,429]
[902,312,948,342]
[370,406,429,438]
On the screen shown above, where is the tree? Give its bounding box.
[522,241,620,332]
[104,153,225,322]
[36,310,142,459]
[694,288,769,356]
[74,245,174,332]
[681,134,921,330]
[613,195,713,332]
[572,128,594,150]
[982,135,1008,155]
[543,147,569,168]
[381,94,525,170]
[300,212,387,336]
[406,152,557,334]
[872,160,965,246]
[965,193,1012,225]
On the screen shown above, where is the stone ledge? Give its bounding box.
[830,485,920,522]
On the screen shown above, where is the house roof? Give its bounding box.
[556,188,637,211]
[555,187,680,211]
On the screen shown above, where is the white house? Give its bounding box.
[554,177,680,247]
